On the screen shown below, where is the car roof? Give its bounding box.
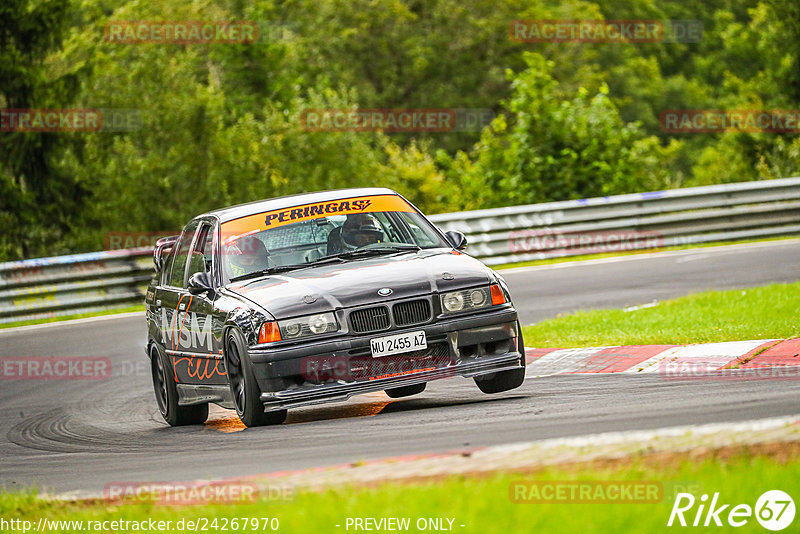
[201,187,401,223]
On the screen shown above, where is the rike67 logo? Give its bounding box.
[668,490,795,531]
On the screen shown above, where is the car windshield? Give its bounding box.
[220,194,448,282]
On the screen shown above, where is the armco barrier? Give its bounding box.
[428,176,800,265]
[1,178,799,324]
[0,249,153,324]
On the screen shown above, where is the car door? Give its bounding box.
[171,220,227,385]
[156,220,197,355]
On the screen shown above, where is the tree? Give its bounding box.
[0,0,82,259]
[443,53,679,209]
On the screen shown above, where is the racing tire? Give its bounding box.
[225,328,287,428]
[384,383,426,398]
[473,322,526,394]
[150,344,209,426]
[474,367,525,394]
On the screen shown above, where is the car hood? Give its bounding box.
[225,249,494,319]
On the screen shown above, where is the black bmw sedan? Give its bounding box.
[145,188,525,427]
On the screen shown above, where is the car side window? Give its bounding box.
[160,244,176,286]
[168,221,199,288]
[186,223,214,283]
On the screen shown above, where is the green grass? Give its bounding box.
[3,450,799,533]
[0,305,145,329]
[523,281,800,348]
[493,236,798,270]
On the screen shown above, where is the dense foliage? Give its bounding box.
[1,0,798,259]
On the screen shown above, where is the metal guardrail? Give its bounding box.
[0,249,153,324]
[1,178,798,324]
[429,176,800,265]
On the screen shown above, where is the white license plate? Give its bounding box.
[370,330,427,357]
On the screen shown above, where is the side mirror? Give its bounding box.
[154,235,179,271]
[445,230,468,250]
[188,271,214,295]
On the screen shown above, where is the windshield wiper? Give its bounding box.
[230,246,421,282]
[229,256,350,282]
[317,244,421,262]
[229,264,308,282]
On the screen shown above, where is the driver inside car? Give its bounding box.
[343,218,384,248]
[225,235,271,278]
[327,214,385,254]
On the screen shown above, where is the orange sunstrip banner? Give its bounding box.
[221,195,415,242]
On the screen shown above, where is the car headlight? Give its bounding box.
[278,312,339,340]
[441,286,501,314]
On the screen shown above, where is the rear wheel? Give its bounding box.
[225,328,287,427]
[474,322,526,394]
[150,344,208,426]
[385,383,426,398]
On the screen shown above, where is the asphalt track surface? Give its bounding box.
[1,240,798,493]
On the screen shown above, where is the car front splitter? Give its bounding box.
[259,351,523,412]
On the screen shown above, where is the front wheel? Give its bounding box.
[225,328,287,427]
[385,383,426,398]
[474,367,525,393]
[473,322,526,394]
[150,344,208,426]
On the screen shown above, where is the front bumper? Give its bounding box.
[262,351,521,411]
[248,307,522,412]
